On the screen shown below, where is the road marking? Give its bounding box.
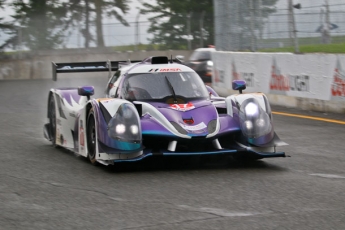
[272,111,345,125]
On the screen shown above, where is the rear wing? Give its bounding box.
[51,60,141,81]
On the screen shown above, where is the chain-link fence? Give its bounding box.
[1,0,345,53]
[59,20,152,49]
[0,19,153,52]
[214,0,345,52]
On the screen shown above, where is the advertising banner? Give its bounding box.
[212,52,345,102]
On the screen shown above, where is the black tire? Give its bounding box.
[86,109,98,165]
[49,96,57,147]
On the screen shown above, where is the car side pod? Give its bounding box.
[232,80,246,94]
[78,86,94,100]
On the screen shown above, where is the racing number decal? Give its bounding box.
[169,102,195,111]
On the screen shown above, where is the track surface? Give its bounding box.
[1,77,345,230]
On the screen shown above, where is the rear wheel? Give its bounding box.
[86,109,98,165]
[49,96,57,147]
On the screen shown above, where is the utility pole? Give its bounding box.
[135,11,140,51]
[199,11,205,48]
[258,0,263,40]
[288,0,299,53]
[325,0,331,43]
[249,0,255,51]
[187,12,192,50]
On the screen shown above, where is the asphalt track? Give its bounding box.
[1,76,345,230]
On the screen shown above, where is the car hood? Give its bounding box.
[139,100,219,137]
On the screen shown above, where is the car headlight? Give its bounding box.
[244,102,259,117]
[108,103,141,142]
[130,125,139,135]
[115,124,126,134]
[207,60,213,71]
[239,99,271,138]
[244,120,253,130]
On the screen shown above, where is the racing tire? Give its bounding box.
[86,108,98,165]
[49,95,57,147]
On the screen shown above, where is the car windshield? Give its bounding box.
[189,50,212,61]
[122,72,209,101]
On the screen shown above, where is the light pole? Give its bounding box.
[135,11,140,51]
[187,12,192,50]
[199,11,205,48]
[288,0,300,53]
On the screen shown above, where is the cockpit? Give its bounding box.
[121,71,209,103]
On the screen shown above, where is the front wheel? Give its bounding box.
[49,95,57,147]
[86,109,98,165]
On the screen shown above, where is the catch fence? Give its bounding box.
[214,0,345,52]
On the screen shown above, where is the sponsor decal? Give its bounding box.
[242,73,255,87]
[180,122,207,131]
[232,61,240,81]
[269,58,310,93]
[183,118,194,125]
[79,120,85,151]
[60,65,105,70]
[331,59,345,97]
[232,61,255,87]
[289,75,309,92]
[169,102,195,111]
[214,66,224,84]
[69,112,76,118]
[159,68,182,72]
[270,59,289,91]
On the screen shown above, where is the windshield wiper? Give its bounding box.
[165,76,178,104]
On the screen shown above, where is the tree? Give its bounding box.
[214,0,278,51]
[10,0,68,51]
[94,0,130,47]
[139,0,214,50]
[67,0,130,48]
[0,0,18,50]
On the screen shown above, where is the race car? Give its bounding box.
[43,56,287,166]
[185,46,216,84]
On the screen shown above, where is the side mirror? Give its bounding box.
[232,80,246,94]
[78,86,94,99]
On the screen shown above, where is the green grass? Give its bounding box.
[259,43,345,54]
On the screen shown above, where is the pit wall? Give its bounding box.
[0,49,192,80]
[211,52,345,114]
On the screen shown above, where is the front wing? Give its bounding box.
[95,140,286,165]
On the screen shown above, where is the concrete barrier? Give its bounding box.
[211,51,345,114]
[0,49,193,80]
[2,49,344,114]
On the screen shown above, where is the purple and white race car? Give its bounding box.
[44,56,287,165]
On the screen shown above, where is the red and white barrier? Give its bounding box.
[212,52,345,113]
